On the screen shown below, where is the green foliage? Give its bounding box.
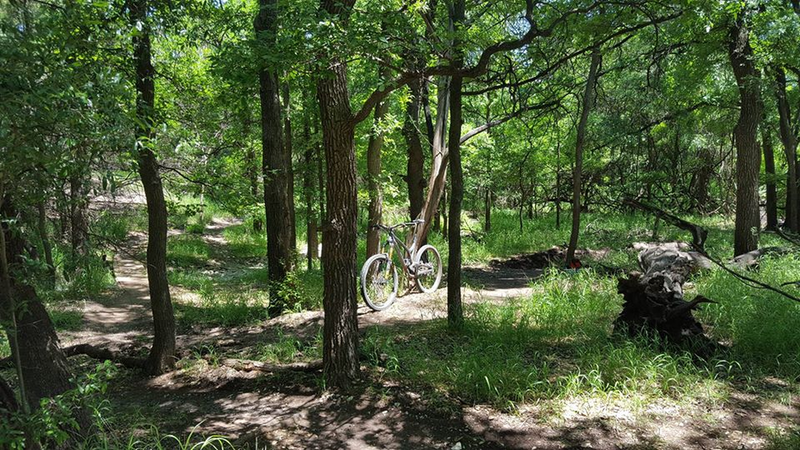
[175,288,270,328]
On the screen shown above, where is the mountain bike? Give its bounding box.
[360,219,443,311]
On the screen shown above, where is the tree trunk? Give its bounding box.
[366,76,390,258]
[317,0,359,389]
[303,114,318,270]
[131,0,176,375]
[447,0,465,328]
[404,77,426,222]
[484,188,492,233]
[775,67,798,232]
[414,76,450,244]
[728,17,762,256]
[243,107,263,232]
[282,81,297,252]
[37,201,55,286]
[0,197,91,435]
[256,0,295,316]
[566,49,601,265]
[69,168,89,261]
[763,125,778,231]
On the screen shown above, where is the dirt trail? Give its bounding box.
[62,219,798,450]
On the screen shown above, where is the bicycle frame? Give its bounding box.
[378,224,419,273]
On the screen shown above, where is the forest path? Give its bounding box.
[62,219,798,449]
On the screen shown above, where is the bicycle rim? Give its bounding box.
[361,255,398,310]
[415,246,442,293]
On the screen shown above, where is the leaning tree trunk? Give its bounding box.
[316,0,359,390]
[37,201,55,287]
[728,16,762,256]
[256,0,295,316]
[566,49,601,265]
[131,0,176,375]
[0,197,91,435]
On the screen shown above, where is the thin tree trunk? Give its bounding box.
[447,0,465,328]
[282,81,297,252]
[243,107,263,232]
[37,201,55,286]
[775,67,798,232]
[728,17,762,256]
[484,188,492,233]
[566,50,601,265]
[69,172,89,261]
[317,0,359,389]
[366,74,390,258]
[131,0,176,375]
[763,124,778,231]
[303,113,318,270]
[256,0,295,316]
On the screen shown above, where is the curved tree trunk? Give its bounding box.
[131,0,176,375]
[565,49,601,265]
[256,0,295,316]
[0,197,91,436]
[728,17,762,256]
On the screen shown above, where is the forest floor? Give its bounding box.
[57,217,800,450]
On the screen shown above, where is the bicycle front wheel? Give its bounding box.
[414,245,442,293]
[360,254,398,311]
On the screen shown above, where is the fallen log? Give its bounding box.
[615,244,715,345]
[208,357,323,373]
[62,344,147,369]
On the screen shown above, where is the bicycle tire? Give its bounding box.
[413,245,442,293]
[360,254,398,311]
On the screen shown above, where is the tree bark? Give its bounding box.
[775,67,798,232]
[414,76,450,244]
[131,0,176,375]
[282,81,297,252]
[763,125,778,231]
[484,188,492,233]
[69,166,89,260]
[728,17,762,256]
[404,77,426,222]
[37,201,55,286]
[303,112,318,270]
[256,0,295,316]
[447,0,465,328]
[566,49,601,265]
[0,198,91,434]
[317,0,359,389]
[365,75,390,258]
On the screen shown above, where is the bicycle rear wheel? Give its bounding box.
[414,245,442,293]
[360,254,398,311]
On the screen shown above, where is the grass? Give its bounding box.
[362,268,736,410]
[223,222,266,259]
[167,235,211,268]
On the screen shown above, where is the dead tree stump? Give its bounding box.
[615,245,715,346]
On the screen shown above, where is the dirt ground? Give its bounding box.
[59,219,798,449]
